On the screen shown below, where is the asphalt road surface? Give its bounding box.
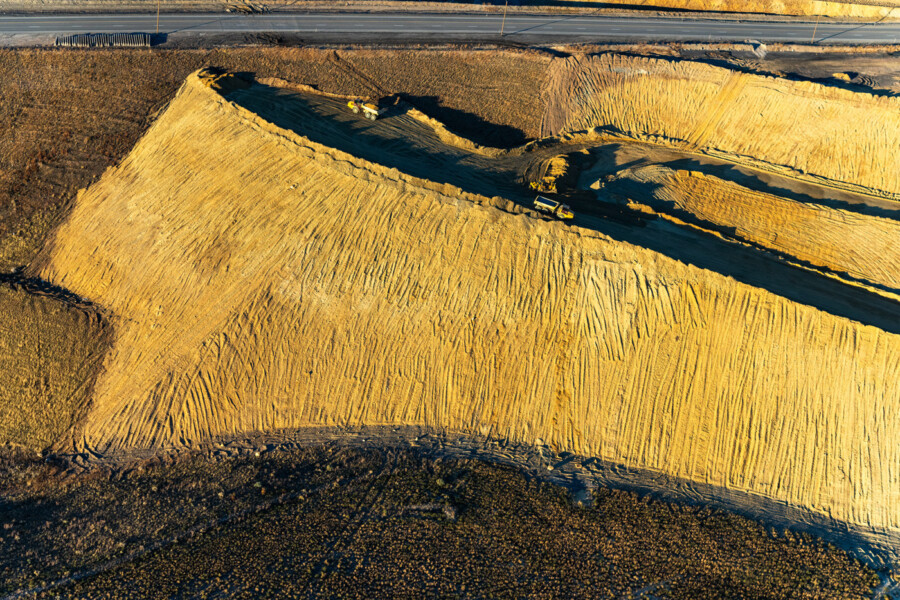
[2,12,900,44]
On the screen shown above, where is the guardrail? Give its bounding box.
[55,33,151,48]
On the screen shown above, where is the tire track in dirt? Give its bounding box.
[686,72,747,151]
[328,51,391,99]
[1,462,388,600]
[543,53,900,197]
[301,449,395,597]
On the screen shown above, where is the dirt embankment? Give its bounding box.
[542,53,900,198]
[33,72,900,545]
[594,163,900,294]
[0,281,109,451]
[0,47,545,275]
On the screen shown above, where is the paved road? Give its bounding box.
[1,12,900,44]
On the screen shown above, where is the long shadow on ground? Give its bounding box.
[576,180,900,335]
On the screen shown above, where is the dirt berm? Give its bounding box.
[594,161,900,294]
[33,71,900,551]
[543,53,900,198]
[0,281,108,450]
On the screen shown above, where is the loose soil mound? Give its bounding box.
[543,53,900,197]
[0,46,541,451]
[0,284,108,451]
[0,47,543,273]
[37,72,900,541]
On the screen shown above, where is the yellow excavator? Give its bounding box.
[533,196,575,220]
[347,99,385,121]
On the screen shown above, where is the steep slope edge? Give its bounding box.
[38,72,900,540]
[605,164,900,294]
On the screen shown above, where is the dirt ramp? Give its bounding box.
[543,53,900,196]
[39,71,900,539]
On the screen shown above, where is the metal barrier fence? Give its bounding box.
[55,33,152,48]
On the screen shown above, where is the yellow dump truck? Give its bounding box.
[347,99,385,121]
[533,196,574,220]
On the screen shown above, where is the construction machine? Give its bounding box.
[347,99,385,121]
[529,179,557,194]
[533,196,575,220]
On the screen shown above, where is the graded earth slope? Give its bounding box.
[601,164,900,293]
[37,72,900,542]
[543,53,900,197]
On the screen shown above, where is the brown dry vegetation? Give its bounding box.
[33,73,900,541]
[1,0,899,16]
[0,448,878,598]
[568,0,900,17]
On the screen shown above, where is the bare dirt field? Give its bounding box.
[683,47,900,94]
[29,69,900,550]
[0,279,108,451]
[543,53,900,195]
[0,47,546,274]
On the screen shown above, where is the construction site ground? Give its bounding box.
[0,45,896,281]
[2,46,900,598]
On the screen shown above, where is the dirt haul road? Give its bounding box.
[32,69,900,562]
